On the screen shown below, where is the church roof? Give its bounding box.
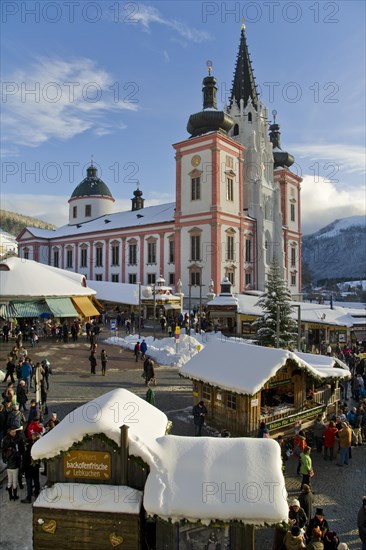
[230,26,259,110]
[70,165,113,200]
[19,202,176,240]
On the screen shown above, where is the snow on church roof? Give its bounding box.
[22,202,176,240]
[143,435,288,525]
[31,389,169,464]
[180,340,350,395]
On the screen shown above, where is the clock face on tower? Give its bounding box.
[191,155,201,167]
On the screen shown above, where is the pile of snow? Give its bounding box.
[31,389,169,465]
[104,333,208,368]
[0,370,5,383]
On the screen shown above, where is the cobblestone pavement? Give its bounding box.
[0,334,365,549]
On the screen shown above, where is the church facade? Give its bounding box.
[17,27,302,301]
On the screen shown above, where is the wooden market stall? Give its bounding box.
[180,339,351,437]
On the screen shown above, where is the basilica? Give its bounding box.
[17,26,302,300]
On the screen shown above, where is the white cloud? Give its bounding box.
[135,5,210,43]
[163,50,170,63]
[291,143,366,175]
[1,57,139,148]
[301,175,366,234]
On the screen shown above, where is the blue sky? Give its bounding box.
[1,1,365,234]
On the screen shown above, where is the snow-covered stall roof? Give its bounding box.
[34,483,142,514]
[88,280,140,305]
[31,389,169,464]
[0,256,96,300]
[208,293,356,327]
[143,435,288,525]
[180,340,350,395]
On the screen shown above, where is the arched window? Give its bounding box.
[233,124,239,136]
[248,112,252,122]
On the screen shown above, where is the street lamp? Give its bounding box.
[137,282,142,339]
[152,283,156,341]
[292,304,302,352]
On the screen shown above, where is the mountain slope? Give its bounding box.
[302,216,366,282]
[0,210,56,237]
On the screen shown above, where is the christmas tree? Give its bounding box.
[253,261,298,349]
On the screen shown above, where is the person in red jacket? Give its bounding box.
[26,416,44,439]
[293,430,307,474]
[323,421,338,461]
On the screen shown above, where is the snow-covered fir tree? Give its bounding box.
[253,261,298,349]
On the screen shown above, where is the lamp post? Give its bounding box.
[292,304,302,352]
[137,282,142,339]
[152,283,156,341]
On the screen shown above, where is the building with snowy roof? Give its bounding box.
[17,26,302,303]
[32,389,288,549]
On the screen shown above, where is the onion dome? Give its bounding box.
[70,165,113,199]
[187,65,234,138]
[269,111,295,169]
[131,183,144,211]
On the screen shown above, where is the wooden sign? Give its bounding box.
[64,450,111,480]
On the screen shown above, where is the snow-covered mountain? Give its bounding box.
[302,216,366,282]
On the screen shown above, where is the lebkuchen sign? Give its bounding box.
[64,450,111,480]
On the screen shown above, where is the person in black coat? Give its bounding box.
[21,434,41,503]
[89,352,97,374]
[298,484,314,525]
[4,360,15,384]
[192,401,208,436]
[2,427,22,500]
[16,380,28,412]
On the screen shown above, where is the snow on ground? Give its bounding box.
[104,332,211,368]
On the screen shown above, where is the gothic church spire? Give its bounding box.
[230,24,258,110]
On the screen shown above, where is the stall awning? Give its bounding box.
[71,296,100,317]
[0,303,18,320]
[164,303,181,311]
[46,297,79,318]
[91,296,104,312]
[12,301,52,318]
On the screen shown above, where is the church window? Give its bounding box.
[147,242,157,264]
[80,247,88,268]
[233,124,239,136]
[225,155,234,169]
[129,273,137,284]
[245,239,252,263]
[227,235,235,261]
[190,271,201,286]
[66,248,73,269]
[227,270,235,285]
[248,112,252,123]
[291,247,296,268]
[73,206,77,218]
[245,273,252,286]
[148,273,156,285]
[291,273,296,286]
[95,245,103,268]
[128,243,137,265]
[290,203,295,222]
[191,177,201,200]
[169,273,175,285]
[191,235,201,261]
[53,249,59,268]
[111,274,119,283]
[85,204,92,217]
[226,178,234,201]
[111,243,120,267]
[168,239,175,264]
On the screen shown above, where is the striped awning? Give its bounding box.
[11,301,52,318]
[0,303,18,320]
[71,296,100,318]
[46,297,79,318]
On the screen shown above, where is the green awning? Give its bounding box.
[0,303,18,320]
[46,297,79,318]
[12,301,52,318]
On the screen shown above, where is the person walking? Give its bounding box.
[21,433,41,504]
[313,415,325,453]
[337,421,352,466]
[16,380,28,412]
[306,509,329,543]
[293,430,307,475]
[100,349,108,376]
[298,484,314,526]
[140,339,147,360]
[134,341,140,362]
[89,352,97,375]
[323,421,338,461]
[299,446,313,490]
[192,400,207,436]
[358,496,366,550]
